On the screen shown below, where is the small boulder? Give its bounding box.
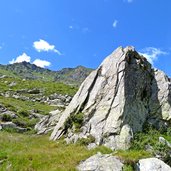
[159,136,171,148]
[77,152,123,171]
[136,158,171,171]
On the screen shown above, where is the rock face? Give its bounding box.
[149,69,171,121]
[50,46,171,150]
[136,158,171,171]
[35,110,62,134]
[77,153,123,171]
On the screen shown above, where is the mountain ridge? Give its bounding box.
[0,62,93,86]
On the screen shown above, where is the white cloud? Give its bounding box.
[112,20,118,28]
[33,39,61,55]
[139,47,168,65]
[33,59,51,68]
[9,53,31,64]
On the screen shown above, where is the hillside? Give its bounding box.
[1,47,171,171]
[0,62,93,86]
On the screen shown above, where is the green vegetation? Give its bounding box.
[12,117,39,129]
[1,114,12,122]
[0,70,78,133]
[64,112,84,132]
[123,164,134,171]
[0,77,77,96]
[54,66,93,85]
[0,68,18,78]
[114,126,171,169]
[0,96,57,115]
[77,135,96,146]
[115,150,152,167]
[0,131,112,171]
[0,62,92,86]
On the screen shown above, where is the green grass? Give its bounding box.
[0,77,77,96]
[0,69,18,78]
[0,96,57,115]
[0,132,112,171]
[115,150,152,164]
[123,164,134,171]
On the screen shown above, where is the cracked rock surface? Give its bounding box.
[50,46,171,150]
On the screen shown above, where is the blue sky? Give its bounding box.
[0,0,170,76]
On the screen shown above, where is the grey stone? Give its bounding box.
[0,75,7,79]
[28,89,40,94]
[0,122,17,129]
[159,136,171,148]
[136,158,171,171]
[77,153,123,171]
[50,46,171,150]
[149,69,171,121]
[50,46,152,150]
[8,82,17,87]
[35,109,62,134]
[0,122,27,132]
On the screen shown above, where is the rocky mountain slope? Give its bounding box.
[50,46,171,151]
[1,46,171,170]
[0,62,93,85]
[0,76,77,133]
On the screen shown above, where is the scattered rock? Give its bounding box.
[136,158,171,171]
[1,121,16,129]
[28,89,40,94]
[77,152,123,171]
[8,82,17,87]
[0,75,7,79]
[0,122,27,132]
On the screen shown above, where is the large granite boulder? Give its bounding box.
[77,152,123,171]
[136,158,171,171]
[50,46,171,150]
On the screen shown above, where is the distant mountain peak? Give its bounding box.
[0,62,93,86]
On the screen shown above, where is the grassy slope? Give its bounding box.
[0,132,111,171]
[0,77,77,96]
[1,128,168,171]
[0,77,77,130]
[0,77,77,114]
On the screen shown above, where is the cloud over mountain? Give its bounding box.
[9,53,31,64]
[9,53,51,68]
[33,59,51,68]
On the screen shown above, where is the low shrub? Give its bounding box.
[115,150,152,164]
[1,114,12,122]
[77,135,95,146]
[12,117,38,128]
[123,164,134,171]
[17,110,30,117]
[64,112,84,132]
